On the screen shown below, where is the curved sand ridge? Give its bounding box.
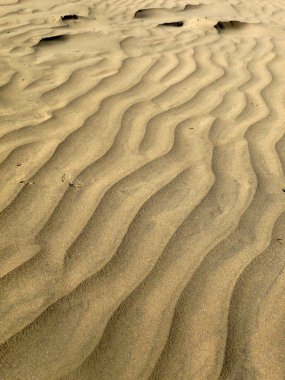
[1,0,285,379]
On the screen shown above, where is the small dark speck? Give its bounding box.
[16,163,22,166]
[283,189,285,192]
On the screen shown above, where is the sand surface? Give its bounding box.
[0,0,285,379]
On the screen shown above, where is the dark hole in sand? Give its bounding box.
[214,20,246,32]
[184,4,202,10]
[158,21,184,27]
[134,9,148,18]
[38,35,67,44]
[214,21,225,30]
[61,15,79,20]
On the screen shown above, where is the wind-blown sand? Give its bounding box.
[0,0,285,379]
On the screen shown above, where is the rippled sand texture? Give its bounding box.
[1,0,285,379]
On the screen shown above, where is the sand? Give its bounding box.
[0,0,285,379]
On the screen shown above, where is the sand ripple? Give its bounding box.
[0,0,285,379]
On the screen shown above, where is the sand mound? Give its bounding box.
[0,0,285,379]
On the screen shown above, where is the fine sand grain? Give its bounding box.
[0,0,285,379]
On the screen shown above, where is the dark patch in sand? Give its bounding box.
[158,21,184,27]
[184,4,203,11]
[134,9,149,18]
[38,35,68,44]
[61,15,79,20]
[214,20,246,32]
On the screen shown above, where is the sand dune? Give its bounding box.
[0,0,285,379]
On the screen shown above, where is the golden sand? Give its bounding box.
[0,0,285,379]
